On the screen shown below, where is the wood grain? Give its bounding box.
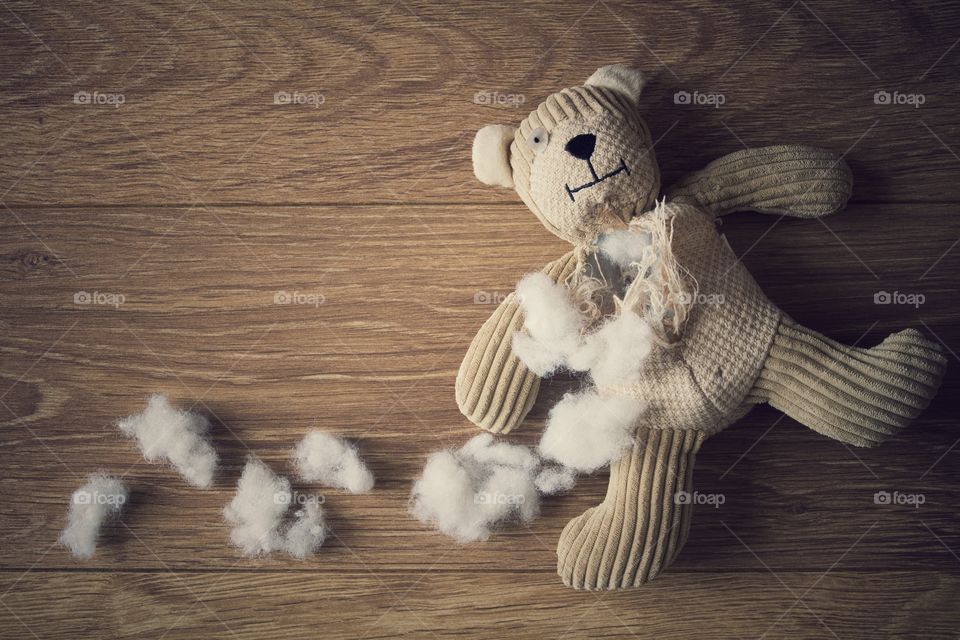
[1,1,959,638]
[0,1,959,205]
[3,571,960,639]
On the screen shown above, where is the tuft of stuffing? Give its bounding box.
[513,272,586,376]
[410,434,542,543]
[460,431,539,470]
[224,457,291,556]
[293,431,374,494]
[224,456,326,558]
[534,465,577,495]
[567,310,654,388]
[58,474,128,559]
[281,501,327,560]
[512,270,655,389]
[117,394,219,489]
[511,260,656,474]
[597,228,652,268]
[539,391,646,473]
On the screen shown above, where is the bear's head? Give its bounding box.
[472,65,660,246]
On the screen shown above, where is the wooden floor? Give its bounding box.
[1,1,959,638]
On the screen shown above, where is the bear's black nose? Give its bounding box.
[565,133,596,160]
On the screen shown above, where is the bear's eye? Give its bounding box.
[526,127,549,154]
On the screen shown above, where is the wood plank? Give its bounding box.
[0,203,956,572]
[1,571,958,639]
[1,1,960,205]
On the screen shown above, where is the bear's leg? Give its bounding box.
[748,317,948,447]
[556,428,706,590]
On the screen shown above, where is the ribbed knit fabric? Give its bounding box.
[666,145,853,218]
[747,317,948,446]
[455,250,581,433]
[608,203,780,434]
[556,428,705,590]
[510,84,661,246]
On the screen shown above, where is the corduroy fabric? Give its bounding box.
[747,317,948,446]
[556,428,705,590]
[666,145,853,218]
[455,250,581,433]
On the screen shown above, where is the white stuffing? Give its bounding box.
[512,271,655,389]
[58,474,128,559]
[513,272,587,376]
[410,434,543,543]
[281,501,327,560]
[224,457,291,555]
[534,465,577,495]
[293,431,374,493]
[460,431,539,470]
[117,394,219,489]
[567,311,655,388]
[539,391,646,473]
[597,228,652,268]
[224,457,327,558]
[511,251,657,474]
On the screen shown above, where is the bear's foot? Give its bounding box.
[750,319,948,447]
[556,428,705,590]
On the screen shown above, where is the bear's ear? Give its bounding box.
[472,124,516,188]
[585,64,646,103]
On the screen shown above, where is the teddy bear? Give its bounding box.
[456,64,948,590]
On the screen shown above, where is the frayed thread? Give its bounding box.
[616,199,698,344]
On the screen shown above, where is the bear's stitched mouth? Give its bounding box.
[564,158,630,202]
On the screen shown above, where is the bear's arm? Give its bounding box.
[665,145,852,219]
[455,250,581,434]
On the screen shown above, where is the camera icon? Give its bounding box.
[273,91,291,105]
[274,291,291,305]
[673,90,692,105]
[873,291,892,304]
[73,91,91,105]
[674,490,692,505]
[873,90,891,105]
[473,91,492,105]
[873,490,892,505]
[74,291,92,304]
[273,492,292,505]
[73,490,92,505]
[473,291,491,304]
